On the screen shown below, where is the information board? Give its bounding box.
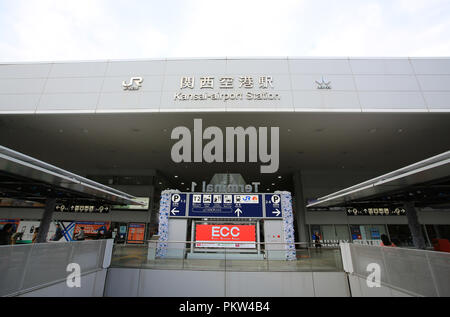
[127,223,146,244]
[188,194,263,218]
[265,194,282,218]
[169,193,187,217]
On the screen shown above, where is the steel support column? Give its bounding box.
[404,201,426,249]
[292,171,308,243]
[36,198,56,243]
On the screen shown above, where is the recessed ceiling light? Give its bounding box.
[272,183,275,186]
[397,128,404,133]
[174,175,179,178]
[278,176,282,179]
[181,182,185,185]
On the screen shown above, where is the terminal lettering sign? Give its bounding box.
[188,194,263,218]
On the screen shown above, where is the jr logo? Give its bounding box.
[122,77,144,91]
[366,263,381,288]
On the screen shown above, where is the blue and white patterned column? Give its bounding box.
[156,189,180,258]
[275,191,296,261]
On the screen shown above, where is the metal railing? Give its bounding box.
[344,243,450,297]
[0,240,108,297]
[110,241,344,272]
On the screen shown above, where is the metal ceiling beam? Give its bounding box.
[307,150,450,208]
[0,145,142,206]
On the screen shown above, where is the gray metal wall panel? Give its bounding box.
[19,269,107,297]
[0,94,40,112]
[349,59,414,75]
[312,272,350,297]
[1,58,450,114]
[0,63,52,79]
[410,58,450,75]
[49,62,108,78]
[104,268,350,297]
[106,60,166,77]
[289,59,353,75]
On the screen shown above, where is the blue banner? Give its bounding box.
[188,194,263,218]
[265,194,283,218]
[169,193,187,217]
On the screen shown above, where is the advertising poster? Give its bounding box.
[48,221,76,242]
[15,220,40,243]
[73,221,110,240]
[14,221,75,243]
[0,198,45,208]
[127,223,146,244]
[195,224,256,248]
[350,226,362,240]
[0,219,20,231]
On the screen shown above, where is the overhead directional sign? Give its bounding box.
[189,194,263,218]
[169,193,187,217]
[265,194,283,218]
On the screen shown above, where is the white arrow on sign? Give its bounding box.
[235,208,243,217]
[272,209,281,217]
[171,208,180,216]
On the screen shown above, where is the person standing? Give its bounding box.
[313,231,322,252]
[52,223,64,241]
[0,224,14,245]
[32,227,39,243]
[380,234,396,247]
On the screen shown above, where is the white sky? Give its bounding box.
[0,0,450,62]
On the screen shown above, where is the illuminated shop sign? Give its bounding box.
[195,224,256,249]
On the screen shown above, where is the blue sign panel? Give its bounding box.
[265,194,282,218]
[169,193,187,217]
[188,194,263,218]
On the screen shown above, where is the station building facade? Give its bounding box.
[0,57,450,247]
